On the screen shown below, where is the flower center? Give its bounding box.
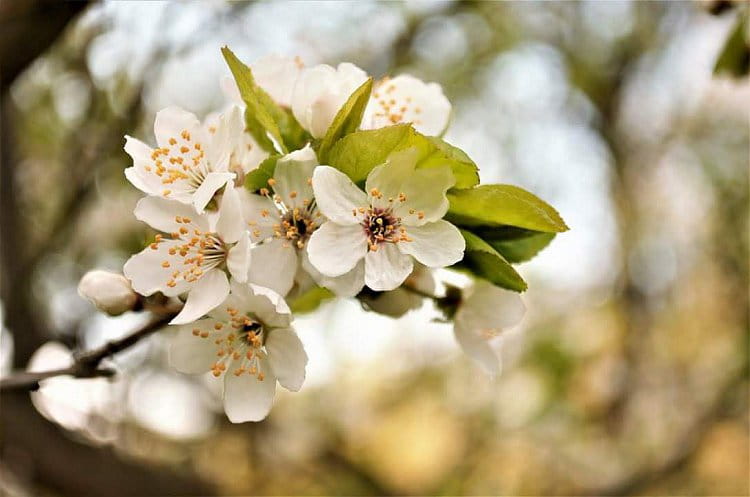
[361,207,409,251]
[278,208,317,249]
[146,129,209,197]
[149,216,228,288]
[191,306,269,380]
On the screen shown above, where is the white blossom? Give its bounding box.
[124,106,235,214]
[291,62,368,138]
[454,280,525,375]
[363,74,452,136]
[239,145,362,297]
[169,282,307,423]
[307,148,465,292]
[77,270,138,316]
[204,106,268,180]
[222,53,305,109]
[123,186,251,325]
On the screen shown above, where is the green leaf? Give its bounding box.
[326,124,479,188]
[244,154,280,192]
[317,77,373,163]
[221,46,289,154]
[490,232,556,264]
[714,15,749,78]
[289,286,335,314]
[446,185,568,233]
[455,230,527,292]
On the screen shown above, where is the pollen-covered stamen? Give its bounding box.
[250,181,320,250]
[361,207,411,251]
[203,307,270,380]
[150,216,228,288]
[371,77,423,126]
[148,130,209,196]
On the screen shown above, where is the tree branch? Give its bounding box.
[0,312,174,393]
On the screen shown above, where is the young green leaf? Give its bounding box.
[326,124,479,188]
[490,232,556,264]
[221,46,289,154]
[455,230,527,292]
[289,286,335,314]
[713,14,749,78]
[447,185,568,233]
[317,77,373,163]
[244,154,280,192]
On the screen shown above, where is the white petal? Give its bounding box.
[220,75,242,104]
[454,323,500,376]
[169,321,223,374]
[311,166,368,225]
[364,75,451,136]
[458,280,526,330]
[215,184,243,244]
[226,232,252,283]
[224,281,292,329]
[238,190,281,242]
[123,240,191,297]
[302,252,365,298]
[223,355,276,423]
[364,148,418,209]
[265,328,307,392]
[307,221,367,277]
[133,196,210,234]
[273,145,317,208]
[170,269,230,325]
[364,243,413,291]
[124,136,161,195]
[192,171,234,214]
[205,108,233,172]
[398,220,465,267]
[393,165,454,225]
[153,106,204,149]
[252,54,303,107]
[247,238,298,296]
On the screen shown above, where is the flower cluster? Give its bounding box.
[109,48,567,422]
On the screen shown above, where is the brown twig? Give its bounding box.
[0,312,174,393]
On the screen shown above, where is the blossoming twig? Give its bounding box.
[0,312,175,393]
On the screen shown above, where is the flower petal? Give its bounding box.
[205,108,233,172]
[398,220,465,267]
[123,240,191,297]
[393,165,454,225]
[247,238,298,297]
[227,232,252,283]
[239,190,281,243]
[252,54,303,108]
[273,145,317,209]
[192,171,234,214]
[265,328,307,392]
[224,281,292,329]
[223,355,276,423]
[311,166,368,225]
[133,196,210,234]
[169,320,224,374]
[215,184,243,244]
[307,221,367,277]
[458,280,526,330]
[364,74,451,136]
[170,269,229,325]
[124,136,162,195]
[364,243,413,291]
[153,106,204,149]
[301,251,365,298]
[454,323,500,376]
[364,148,418,209]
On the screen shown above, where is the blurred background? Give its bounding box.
[1,1,748,496]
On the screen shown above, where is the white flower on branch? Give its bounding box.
[223,53,305,109]
[239,145,362,297]
[291,62,368,138]
[454,280,526,376]
[123,186,251,325]
[205,106,268,181]
[169,282,307,423]
[307,148,465,292]
[363,74,452,136]
[124,106,235,214]
[77,270,138,316]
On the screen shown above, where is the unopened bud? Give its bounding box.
[77,270,138,316]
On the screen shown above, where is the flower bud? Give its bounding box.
[77,270,138,316]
